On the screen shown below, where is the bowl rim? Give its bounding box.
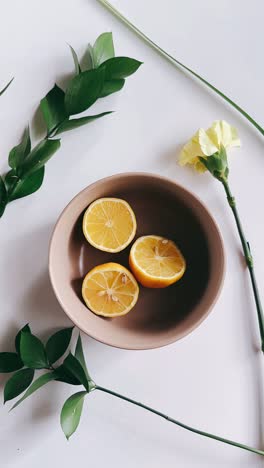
[49,172,226,350]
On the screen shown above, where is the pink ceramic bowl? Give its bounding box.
[49,173,225,350]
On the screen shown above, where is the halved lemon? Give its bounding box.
[83,198,137,253]
[82,263,139,317]
[129,235,186,288]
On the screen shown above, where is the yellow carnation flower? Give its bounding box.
[179,120,240,173]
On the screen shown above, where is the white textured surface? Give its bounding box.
[0,1,264,466]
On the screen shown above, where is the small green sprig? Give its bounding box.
[1,324,263,456]
[0,32,142,218]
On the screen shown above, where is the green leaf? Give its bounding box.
[55,112,113,135]
[87,44,95,68]
[65,68,105,115]
[60,391,87,439]
[8,127,31,170]
[0,353,23,373]
[20,332,49,369]
[92,32,115,68]
[20,139,61,177]
[55,364,81,385]
[4,170,18,193]
[69,45,81,75]
[4,368,34,403]
[40,85,67,134]
[100,57,142,80]
[100,78,125,98]
[0,175,7,217]
[15,324,31,355]
[8,166,45,202]
[11,371,56,410]
[0,175,7,197]
[46,327,74,365]
[75,334,91,382]
[63,353,89,390]
[0,77,14,97]
[0,202,6,218]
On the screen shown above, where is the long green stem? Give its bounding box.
[97,0,264,137]
[221,179,264,351]
[0,77,14,97]
[96,385,264,457]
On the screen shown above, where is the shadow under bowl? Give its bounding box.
[49,173,225,350]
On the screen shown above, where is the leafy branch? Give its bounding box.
[0,33,142,218]
[1,324,263,457]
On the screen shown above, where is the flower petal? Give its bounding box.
[207,120,240,149]
[198,128,218,156]
[179,131,204,166]
[194,159,207,173]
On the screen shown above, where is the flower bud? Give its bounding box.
[199,146,229,181]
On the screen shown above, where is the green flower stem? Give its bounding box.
[0,78,14,97]
[221,179,264,352]
[96,385,264,457]
[97,0,264,137]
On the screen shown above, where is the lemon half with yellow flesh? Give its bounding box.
[83,198,137,253]
[129,235,186,288]
[82,263,139,317]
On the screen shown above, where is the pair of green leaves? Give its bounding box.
[1,324,94,439]
[89,31,115,68]
[90,32,140,97]
[0,323,32,374]
[77,32,137,98]
[69,32,115,76]
[1,324,74,405]
[20,326,74,369]
[11,334,92,420]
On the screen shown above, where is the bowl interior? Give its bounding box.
[50,174,224,349]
